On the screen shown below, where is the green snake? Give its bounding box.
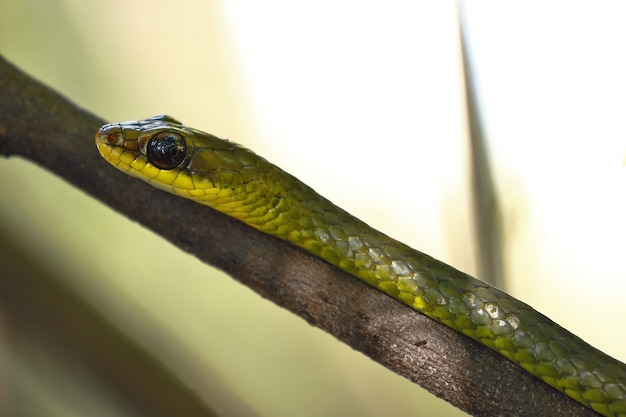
[95,115,626,416]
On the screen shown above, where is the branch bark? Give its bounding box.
[0,55,597,417]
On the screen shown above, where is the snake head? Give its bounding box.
[95,115,270,212]
[95,115,197,192]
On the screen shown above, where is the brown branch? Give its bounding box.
[0,55,597,417]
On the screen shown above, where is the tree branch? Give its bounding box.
[0,55,597,417]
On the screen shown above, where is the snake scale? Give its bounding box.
[96,115,626,416]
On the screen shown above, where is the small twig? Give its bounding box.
[459,8,506,288]
[0,55,596,417]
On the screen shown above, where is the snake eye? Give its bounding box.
[147,132,187,169]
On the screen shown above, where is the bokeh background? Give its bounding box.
[1,1,625,416]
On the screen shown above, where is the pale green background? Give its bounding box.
[1,1,625,416]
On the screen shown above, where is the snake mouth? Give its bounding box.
[95,125,140,154]
[95,130,117,159]
[95,124,146,177]
[95,122,122,149]
[95,130,118,148]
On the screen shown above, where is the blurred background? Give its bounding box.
[1,1,625,416]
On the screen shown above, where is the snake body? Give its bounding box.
[96,115,625,416]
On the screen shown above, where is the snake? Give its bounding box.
[95,115,625,416]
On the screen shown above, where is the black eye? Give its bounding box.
[147,132,187,169]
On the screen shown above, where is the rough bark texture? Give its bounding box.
[0,55,598,417]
